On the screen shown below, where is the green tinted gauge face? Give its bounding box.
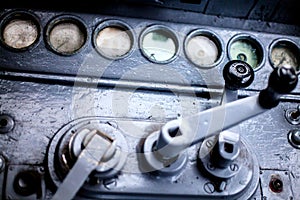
[186,35,219,67]
[3,19,38,49]
[49,22,86,54]
[141,30,177,62]
[229,40,260,69]
[271,45,299,72]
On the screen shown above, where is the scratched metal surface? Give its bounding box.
[0,5,300,200]
[0,77,299,199]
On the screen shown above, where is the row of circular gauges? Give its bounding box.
[0,10,300,73]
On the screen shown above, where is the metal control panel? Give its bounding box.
[0,1,299,200]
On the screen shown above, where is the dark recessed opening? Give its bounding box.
[168,127,181,138]
[269,176,283,193]
[180,0,201,4]
[14,171,40,196]
[236,64,247,74]
[291,111,300,119]
[0,118,8,127]
[224,142,234,153]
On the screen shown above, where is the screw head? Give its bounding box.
[205,140,214,148]
[207,162,215,171]
[0,114,15,133]
[288,129,300,149]
[230,163,239,172]
[269,175,283,193]
[203,182,215,194]
[291,130,300,144]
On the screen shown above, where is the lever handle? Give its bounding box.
[223,60,254,90]
[259,65,298,109]
[153,64,298,160]
[221,60,254,104]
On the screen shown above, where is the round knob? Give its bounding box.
[223,60,254,90]
[259,65,298,109]
[268,65,298,94]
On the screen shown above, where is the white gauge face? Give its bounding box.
[96,27,132,59]
[141,30,177,62]
[49,22,86,54]
[271,45,299,72]
[186,35,219,67]
[3,19,38,49]
[229,40,260,69]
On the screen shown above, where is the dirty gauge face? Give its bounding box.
[185,36,219,67]
[95,27,132,59]
[47,19,87,55]
[140,26,178,63]
[270,40,300,73]
[228,36,263,70]
[2,19,39,50]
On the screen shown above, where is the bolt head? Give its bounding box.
[0,114,15,134]
[291,130,300,144]
[288,129,300,149]
[203,182,215,194]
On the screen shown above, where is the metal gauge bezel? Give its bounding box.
[227,34,265,72]
[184,29,224,69]
[92,19,135,60]
[139,24,180,64]
[45,15,88,56]
[268,38,300,75]
[0,10,41,52]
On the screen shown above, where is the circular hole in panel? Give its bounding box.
[228,34,264,71]
[45,16,87,56]
[13,171,39,196]
[93,20,134,59]
[140,25,179,64]
[0,11,40,51]
[184,30,223,68]
[269,39,300,74]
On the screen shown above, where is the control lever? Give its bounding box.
[221,60,254,104]
[51,130,113,200]
[144,65,298,170]
[208,60,254,170]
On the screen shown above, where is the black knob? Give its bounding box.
[259,65,298,109]
[223,60,254,90]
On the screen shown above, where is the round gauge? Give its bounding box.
[3,19,38,49]
[94,20,134,59]
[140,25,179,63]
[269,39,300,73]
[0,12,40,51]
[46,16,87,55]
[228,35,264,70]
[184,30,223,68]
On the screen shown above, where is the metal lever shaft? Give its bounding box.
[156,65,298,159]
[52,130,112,200]
[156,94,266,159]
